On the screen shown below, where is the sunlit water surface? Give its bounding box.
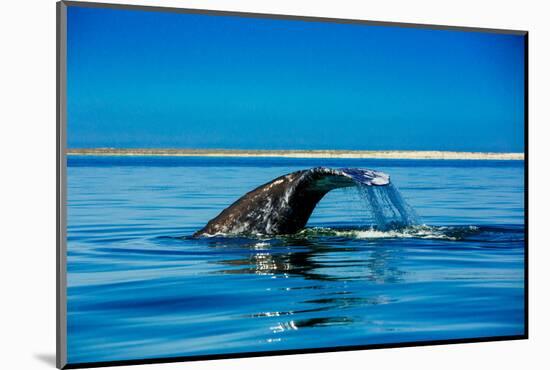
[67,156,525,363]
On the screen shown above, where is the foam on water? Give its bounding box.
[295,225,480,241]
[197,225,483,242]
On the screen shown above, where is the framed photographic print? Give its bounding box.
[57,1,528,368]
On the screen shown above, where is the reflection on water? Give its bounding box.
[210,236,404,284]
[66,157,525,364]
[198,234,407,345]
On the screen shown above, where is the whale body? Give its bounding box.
[194,167,390,237]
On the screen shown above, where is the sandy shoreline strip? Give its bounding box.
[67,148,524,160]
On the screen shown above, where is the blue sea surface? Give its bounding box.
[66,156,525,364]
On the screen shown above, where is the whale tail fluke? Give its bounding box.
[193,167,392,237]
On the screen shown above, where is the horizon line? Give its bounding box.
[66,148,524,160]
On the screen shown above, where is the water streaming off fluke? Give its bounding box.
[354,183,420,231]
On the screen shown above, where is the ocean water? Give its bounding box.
[66,156,525,364]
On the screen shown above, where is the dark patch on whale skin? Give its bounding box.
[193,167,389,237]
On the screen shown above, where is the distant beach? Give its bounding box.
[67,148,524,160]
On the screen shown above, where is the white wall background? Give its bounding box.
[1,0,548,369]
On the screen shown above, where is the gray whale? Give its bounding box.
[194,167,390,236]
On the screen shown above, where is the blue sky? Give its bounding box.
[67,6,525,152]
